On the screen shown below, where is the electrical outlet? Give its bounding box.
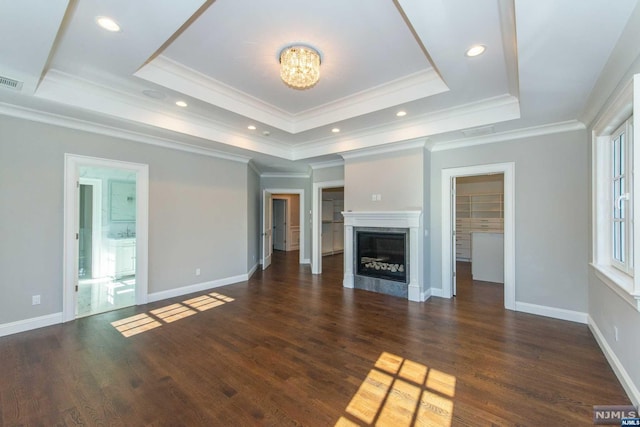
[614,326,619,341]
[371,194,377,201]
[32,295,41,305]
[195,268,201,276]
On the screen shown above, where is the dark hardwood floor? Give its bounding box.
[0,253,630,426]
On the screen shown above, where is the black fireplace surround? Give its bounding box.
[356,229,408,283]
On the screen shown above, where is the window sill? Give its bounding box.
[590,263,640,312]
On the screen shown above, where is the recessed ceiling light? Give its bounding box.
[175,101,188,107]
[465,45,486,57]
[248,125,256,130]
[331,128,340,133]
[96,16,121,32]
[396,111,407,117]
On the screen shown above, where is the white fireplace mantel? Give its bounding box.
[342,210,423,301]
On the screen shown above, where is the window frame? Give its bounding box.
[591,74,640,311]
[610,119,633,274]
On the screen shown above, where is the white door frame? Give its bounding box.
[263,188,305,264]
[63,154,149,322]
[311,180,344,274]
[79,178,102,278]
[441,162,515,310]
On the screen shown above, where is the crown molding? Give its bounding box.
[247,160,262,176]
[341,139,426,160]
[293,94,520,160]
[309,159,344,170]
[0,101,251,164]
[290,69,449,133]
[260,172,311,179]
[36,69,293,160]
[430,120,586,152]
[135,56,294,132]
[136,56,448,134]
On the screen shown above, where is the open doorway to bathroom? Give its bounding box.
[76,167,138,317]
[63,155,149,322]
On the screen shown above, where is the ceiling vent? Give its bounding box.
[462,125,495,137]
[0,75,23,91]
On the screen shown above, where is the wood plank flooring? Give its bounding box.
[0,253,631,426]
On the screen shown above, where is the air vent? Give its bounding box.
[462,125,495,137]
[0,75,23,91]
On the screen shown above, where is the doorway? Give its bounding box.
[262,188,305,269]
[441,162,515,310]
[454,174,504,302]
[311,179,345,274]
[63,154,149,321]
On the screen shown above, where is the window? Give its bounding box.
[611,118,633,274]
[591,74,640,311]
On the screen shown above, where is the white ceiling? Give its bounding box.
[0,0,638,173]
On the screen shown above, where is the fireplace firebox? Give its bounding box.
[356,229,408,284]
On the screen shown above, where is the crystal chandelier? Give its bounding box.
[279,45,321,89]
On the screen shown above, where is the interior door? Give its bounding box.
[262,190,273,269]
[452,177,457,296]
[273,199,287,251]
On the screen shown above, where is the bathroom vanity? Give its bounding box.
[106,238,136,279]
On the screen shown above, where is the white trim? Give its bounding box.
[301,258,311,265]
[0,101,251,164]
[247,263,259,279]
[430,288,444,298]
[591,78,634,135]
[309,159,344,170]
[589,315,640,406]
[591,264,640,311]
[0,312,63,338]
[591,75,640,302]
[263,188,306,265]
[430,120,585,152]
[136,56,448,134]
[248,161,261,176]
[63,154,149,322]
[260,172,310,178]
[311,179,344,274]
[341,139,426,160]
[148,274,249,303]
[441,162,516,310]
[515,302,588,324]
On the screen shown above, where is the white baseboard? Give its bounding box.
[301,258,311,264]
[421,288,432,301]
[430,287,445,298]
[247,263,259,279]
[515,302,588,324]
[0,312,63,338]
[588,315,640,406]
[148,273,249,303]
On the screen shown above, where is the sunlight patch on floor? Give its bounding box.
[336,352,456,426]
[111,291,234,337]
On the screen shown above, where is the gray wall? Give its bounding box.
[247,166,260,271]
[430,130,589,312]
[260,176,312,262]
[344,147,424,211]
[0,115,249,324]
[312,165,344,182]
